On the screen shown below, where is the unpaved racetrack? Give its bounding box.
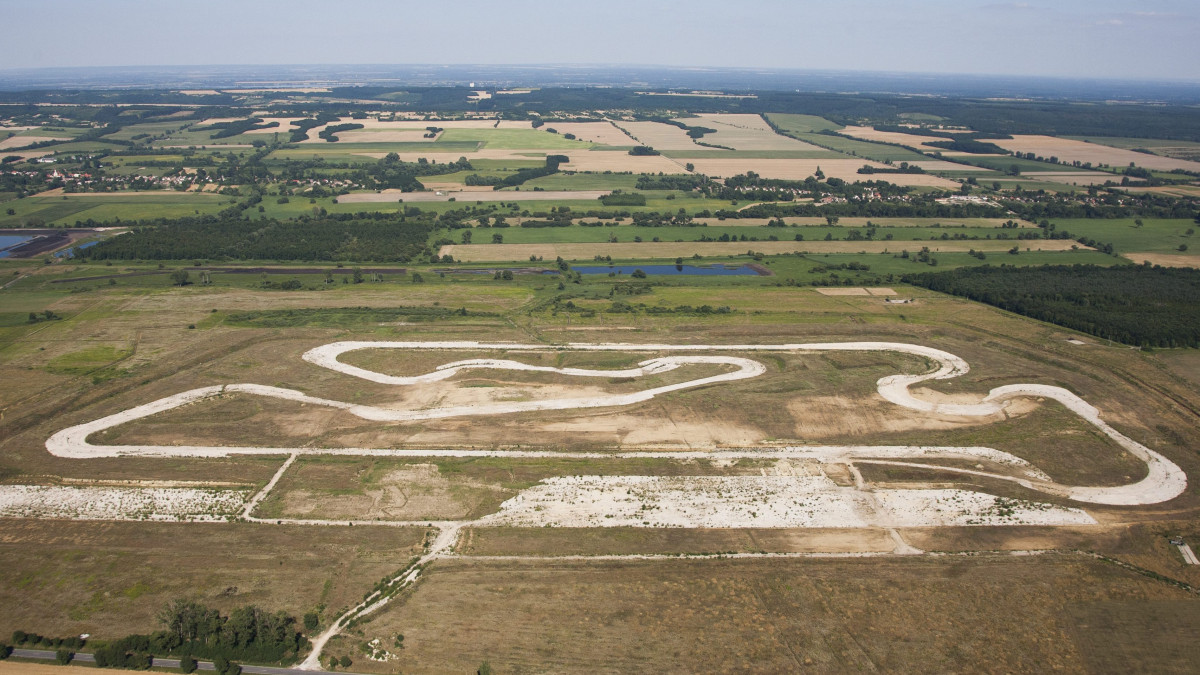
[45,341,1187,507]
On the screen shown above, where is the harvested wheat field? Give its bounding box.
[560,150,685,173]
[613,121,701,150]
[841,125,952,152]
[993,135,1200,172]
[548,121,636,145]
[440,238,1087,262]
[686,158,960,188]
[1124,253,1200,268]
[685,114,829,151]
[240,118,303,133]
[0,135,67,150]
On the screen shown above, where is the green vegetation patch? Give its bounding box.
[224,306,497,328]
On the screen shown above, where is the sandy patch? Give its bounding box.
[685,114,828,151]
[476,475,1095,528]
[993,135,1200,172]
[339,189,611,204]
[0,485,245,521]
[279,463,504,521]
[440,238,1086,262]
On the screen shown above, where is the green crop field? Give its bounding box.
[765,113,844,134]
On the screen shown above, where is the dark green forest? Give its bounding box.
[905,264,1200,347]
[80,213,434,262]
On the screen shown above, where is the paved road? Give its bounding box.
[11,648,342,675]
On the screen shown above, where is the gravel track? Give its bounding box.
[44,341,1187,506]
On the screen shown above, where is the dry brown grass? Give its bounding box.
[329,554,1198,674]
[0,519,425,639]
[459,526,894,556]
[440,238,1087,262]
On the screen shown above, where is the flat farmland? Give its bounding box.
[437,128,593,150]
[546,121,636,145]
[613,121,700,150]
[992,135,1200,172]
[0,519,425,639]
[324,555,1200,674]
[1065,136,1200,162]
[440,238,1088,262]
[692,216,1037,228]
[840,125,952,152]
[1023,171,1134,186]
[339,189,612,204]
[0,191,230,226]
[684,114,830,151]
[559,149,685,173]
[686,157,961,187]
[764,113,843,134]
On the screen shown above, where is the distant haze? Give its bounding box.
[0,0,1197,82]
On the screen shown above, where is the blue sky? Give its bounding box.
[2,0,1197,81]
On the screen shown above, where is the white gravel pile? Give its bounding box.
[477,475,1095,528]
[0,485,246,521]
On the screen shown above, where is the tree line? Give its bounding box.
[905,264,1200,348]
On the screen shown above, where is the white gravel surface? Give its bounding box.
[476,475,1096,529]
[0,485,245,521]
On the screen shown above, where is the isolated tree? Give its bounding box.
[170,270,190,286]
[179,655,197,673]
[55,649,73,665]
[825,216,839,226]
[685,162,695,172]
[340,656,352,668]
[491,233,503,244]
[352,267,364,284]
[304,612,319,631]
[461,229,472,244]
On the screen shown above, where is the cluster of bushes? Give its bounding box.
[599,191,647,206]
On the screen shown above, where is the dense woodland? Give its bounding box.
[905,264,1200,347]
[81,213,435,262]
